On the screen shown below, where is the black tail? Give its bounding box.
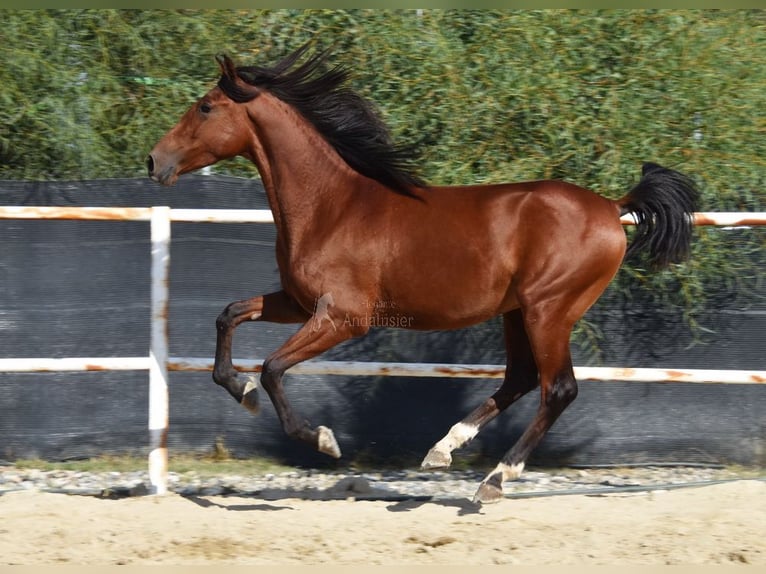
[618,162,700,269]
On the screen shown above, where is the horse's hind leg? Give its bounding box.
[421,309,539,469]
[473,305,578,504]
[213,290,310,412]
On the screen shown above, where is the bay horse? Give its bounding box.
[147,45,699,503]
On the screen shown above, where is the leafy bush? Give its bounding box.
[1,9,763,346]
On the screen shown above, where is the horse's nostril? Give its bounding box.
[146,154,155,175]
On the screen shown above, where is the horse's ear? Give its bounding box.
[215,53,259,102]
[216,54,238,80]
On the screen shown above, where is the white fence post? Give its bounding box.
[148,206,171,495]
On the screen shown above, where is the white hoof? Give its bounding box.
[240,376,260,414]
[420,447,452,470]
[473,480,504,504]
[317,426,341,458]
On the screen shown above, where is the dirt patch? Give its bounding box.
[1,480,764,565]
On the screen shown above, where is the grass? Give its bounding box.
[11,454,295,476]
[9,435,295,476]
[9,436,296,478]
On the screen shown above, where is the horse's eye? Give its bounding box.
[200,102,212,114]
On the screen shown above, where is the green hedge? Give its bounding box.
[2,9,763,343]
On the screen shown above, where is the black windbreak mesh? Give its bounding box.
[1,176,764,466]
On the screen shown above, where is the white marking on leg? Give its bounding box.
[317,425,341,458]
[250,311,262,320]
[240,375,260,413]
[422,422,479,469]
[491,461,525,481]
[435,422,478,454]
[436,422,479,452]
[242,376,259,397]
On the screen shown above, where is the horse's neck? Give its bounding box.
[246,93,358,248]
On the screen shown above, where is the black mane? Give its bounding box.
[217,44,426,197]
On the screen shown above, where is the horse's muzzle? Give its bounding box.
[146,153,177,186]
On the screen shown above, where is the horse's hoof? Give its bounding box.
[472,481,505,504]
[420,447,452,470]
[240,376,260,414]
[317,425,342,458]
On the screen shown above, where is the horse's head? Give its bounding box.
[147,55,257,186]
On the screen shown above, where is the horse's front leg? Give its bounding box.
[213,290,310,413]
[259,309,363,458]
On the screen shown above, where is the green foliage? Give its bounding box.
[1,9,763,345]
[5,10,764,197]
[12,453,293,475]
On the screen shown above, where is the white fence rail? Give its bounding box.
[1,205,765,494]
[3,356,764,385]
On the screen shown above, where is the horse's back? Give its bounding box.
[423,178,625,254]
[363,179,626,326]
[439,179,628,298]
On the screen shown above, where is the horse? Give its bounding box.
[147,44,699,504]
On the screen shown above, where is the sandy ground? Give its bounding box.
[1,480,764,565]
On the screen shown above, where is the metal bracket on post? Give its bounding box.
[148,206,171,495]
